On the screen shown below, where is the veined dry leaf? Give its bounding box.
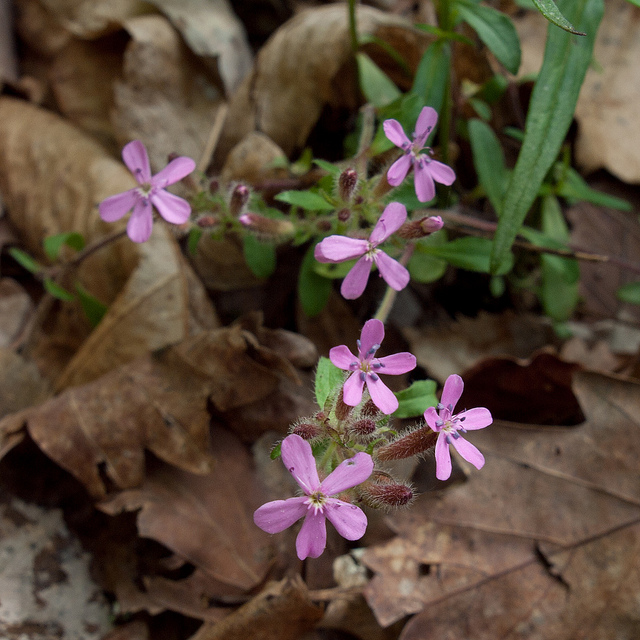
[216,4,431,162]
[100,427,272,593]
[363,371,640,634]
[0,97,218,388]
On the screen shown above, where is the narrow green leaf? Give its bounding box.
[43,278,75,301]
[456,1,521,74]
[617,282,640,305]
[490,0,604,272]
[270,441,282,460]
[275,190,335,211]
[314,159,341,176]
[8,248,42,274]
[556,166,632,211]
[408,231,448,283]
[75,283,108,328]
[187,228,203,255]
[468,119,508,215]
[299,243,332,317]
[356,52,402,108]
[243,234,277,278]
[393,379,438,419]
[315,356,345,408]
[425,237,514,274]
[43,232,85,262]
[411,40,451,113]
[532,0,587,34]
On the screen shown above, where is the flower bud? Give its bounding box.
[229,184,250,216]
[316,219,332,232]
[209,178,220,194]
[335,388,353,421]
[338,168,358,202]
[350,418,376,437]
[239,213,294,238]
[360,481,415,509]
[376,426,438,461]
[196,215,220,228]
[360,399,381,419]
[337,208,351,222]
[292,422,322,440]
[397,216,444,239]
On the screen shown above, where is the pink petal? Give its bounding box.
[329,345,358,371]
[456,407,492,430]
[126,200,153,243]
[150,190,191,224]
[441,374,464,411]
[296,511,327,560]
[383,119,411,148]
[342,371,365,407]
[414,162,436,202]
[451,436,485,470]
[340,255,372,299]
[359,319,385,355]
[374,251,410,291]
[152,156,196,188]
[369,202,407,245]
[281,434,320,494]
[424,406,441,431]
[414,107,438,146]
[435,432,452,480]
[315,236,368,263]
[375,352,416,375]
[253,496,308,534]
[122,140,151,184]
[320,452,374,495]
[428,159,456,186]
[325,499,368,541]
[99,189,138,222]
[365,376,398,414]
[387,154,412,186]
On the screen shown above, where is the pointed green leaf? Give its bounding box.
[490,0,604,272]
[75,283,108,328]
[8,248,42,274]
[43,232,85,262]
[243,234,277,278]
[315,356,346,408]
[43,278,75,301]
[617,282,640,305]
[393,379,438,419]
[532,0,587,34]
[275,190,335,211]
[299,243,332,317]
[356,52,402,108]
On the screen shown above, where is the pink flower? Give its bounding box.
[254,434,373,560]
[314,202,410,299]
[330,319,416,414]
[424,374,492,481]
[383,107,456,202]
[99,140,196,243]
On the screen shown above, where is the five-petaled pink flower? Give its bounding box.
[314,202,409,299]
[330,319,416,415]
[384,106,456,202]
[424,374,492,481]
[99,140,196,243]
[254,434,373,560]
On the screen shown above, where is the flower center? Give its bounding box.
[435,404,467,444]
[137,182,154,198]
[306,490,327,514]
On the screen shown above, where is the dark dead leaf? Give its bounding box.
[363,371,640,634]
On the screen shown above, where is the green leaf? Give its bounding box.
[411,40,451,113]
[532,0,587,34]
[315,356,346,408]
[43,232,85,262]
[456,0,521,74]
[556,166,632,210]
[8,248,42,274]
[275,190,335,211]
[313,260,354,280]
[617,282,640,305]
[356,52,402,108]
[75,283,108,328]
[408,231,448,283]
[490,0,604,272]
[468,119,508,215]
[243,234,277,278]
[393,379,438,419]
[187,228,203,255]
[270,441,282,460]
[424,237,514,274]
[314,159,341,176]
[43,278,75,301]
[299,243,332,317]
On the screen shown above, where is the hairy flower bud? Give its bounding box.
[292,422,322,440]
[316,219,332,232]
[377,426,438,461]
[360,399,381,419]
[351,418,376,437]
[397,215,444,239]
[239,212,294,238]
[335,388,353,422]
[196,214,220,228]
[337,208,351,222]
[360,480,415,509]
[229,184,250,216]
[338,168,358,202]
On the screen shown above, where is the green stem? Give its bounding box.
[373,243,415,324]
[348,0,359,53]
[435,0,453,168]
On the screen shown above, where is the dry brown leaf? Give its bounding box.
[100,427,272,594]
[0,349,50,419]
[515,0,640,182]
[0,278,33,348]
[216,4,431,162]
[363,371,640,633]
[221,132,289,185]
[187,576,323,640]
[0,97,219,388]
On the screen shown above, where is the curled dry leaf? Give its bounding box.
[100,428,273,596]
[363,371,640,634]
[216,4,431,162]
[0,320,314,497]
[0,97,218,389]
